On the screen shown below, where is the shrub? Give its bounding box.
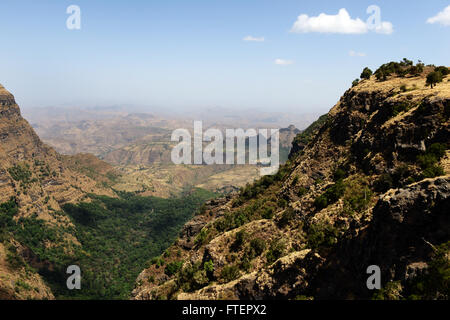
[8,164,32,183]
[165,260,184,276]
[406,241,450,299]
[297,187,308,197]
[220,265,240,283]
[195,228,211,246]
[428,143,447,159]
[314,195,328,210]
[314,180,346,210]
[266,239,286,264]
[407,63,424,76]
[333,168,347,182]
[391,102,412,117]
[261,206,274,219]
[203,260,214,277]
[177,262,209,292]
[277,207,295,228]
[434,66,449,76]
[306,223,339,250]
[373,173,393,192]
[426,71,443,88]
[248,238,266,258]
[421,165,445,179]
[231,230,247,251]
[372,281,403,300]
[352,79,360,87]
[417,143,447,179]
[360,67,373,80]
[343,185,372,215]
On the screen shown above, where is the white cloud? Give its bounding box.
[374,21,394,34]
[291,8,367,34]
[275,59,294,66]
[427,5,450,26]
[290,8,393,34]
[349,50,366,57]
[243,36,265,42]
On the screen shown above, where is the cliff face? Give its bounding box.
[133,67,449,300]
[0,84,116,299]
[0,84,115,220]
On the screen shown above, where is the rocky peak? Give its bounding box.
[132,64,450,300]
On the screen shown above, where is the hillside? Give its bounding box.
[132,62,450,300]
[0,84,215,299]
[0,84,116,219]
[0,84,119,299]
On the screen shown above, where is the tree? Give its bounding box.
[352,79,360,87]
[434,66,449,76]
[426,71,443,88]
[400,58,413,66]
[360,67,373,80]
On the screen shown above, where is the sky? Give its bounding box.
[0,0,449,114]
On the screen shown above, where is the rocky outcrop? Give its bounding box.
[313,176,450,299]
[0,84,115,219]
[133,67,449,300]
[0,84,116,299]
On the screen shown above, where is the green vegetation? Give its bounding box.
[306,223,339,251]
[215,197,275,232]
[292,114,328,148]
[277,207,295,228]
[360,67,373,80]
[248,238,266,258]
[391,101,414,117]
[373,165,414,193]
[352,79,359,87]
[407,241,449,300]
[266,239,286,264]
[426,71,443,88]
[8,164,32,184]
[434,66,449,76]
[220,264,240,283]
[0,188,215,300]
[165,260,184,276]
[374,59,424,81]
[314,179,346,210]
[373,142,446,193]
[372,281,403,300]
[417,143,446,179]
[341,177,372,216]
[176,262,209,292]
[373,241,449,300]
[195,227,212,246]
[231,229,247,251]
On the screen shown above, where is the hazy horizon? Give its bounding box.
[1,0,449,114]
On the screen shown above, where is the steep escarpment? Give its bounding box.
[1,84,219,299]
[0,84,116,299]
[133,63,449,300]
[0,84,115,219]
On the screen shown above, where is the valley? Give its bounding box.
[1,60,448,301]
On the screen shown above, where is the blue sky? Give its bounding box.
[0,0,449,114]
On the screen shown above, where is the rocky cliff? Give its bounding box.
[0,84,117,299]
[133,63,449,300]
